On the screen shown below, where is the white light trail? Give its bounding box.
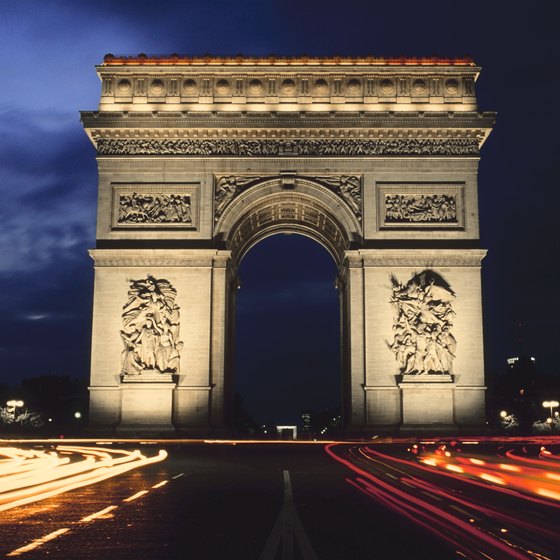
[0,446,167,512]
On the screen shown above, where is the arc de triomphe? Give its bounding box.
[81,55,494,434]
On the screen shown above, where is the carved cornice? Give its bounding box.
[89,249,226,267]
[82,111,496,130]
[96,138,479,157]
[102,54,476,67]
[356,249,487,267]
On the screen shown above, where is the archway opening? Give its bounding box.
[233,233,340,435]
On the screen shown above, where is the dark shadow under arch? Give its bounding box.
[234,233,340,426]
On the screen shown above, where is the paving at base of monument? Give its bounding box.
[1,439,559,560]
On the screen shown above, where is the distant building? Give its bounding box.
[506,355,537,392]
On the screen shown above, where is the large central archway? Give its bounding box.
[215,176,362,428]
[233,233,340,430]
[215,176,361,267]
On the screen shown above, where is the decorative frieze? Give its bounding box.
[100,63,478,109]
[97,138,479,156]
[89,249,229,268]
[358,249,487,267]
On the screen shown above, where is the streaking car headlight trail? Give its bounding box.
[326,440,560,560]
[0,445,167,512]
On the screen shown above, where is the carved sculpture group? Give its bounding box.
[389,270,457,376]
[120,276,183,377]
[385,194,457,223]
[118,193,192,225]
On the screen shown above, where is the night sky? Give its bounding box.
[1,1,558,424]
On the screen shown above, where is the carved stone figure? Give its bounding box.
[120,275,183,377]
[118,193,192,225]
[315,175,361,218]
[388,270,456,376]
[214,175,260,219]
[98,138,479,157]
[385,194,457,223]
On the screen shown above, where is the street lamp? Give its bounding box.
[6,400,24,421]
[499,410,508,418]
[542,400,559,420]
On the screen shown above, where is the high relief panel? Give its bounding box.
[111,183,199,230]
[388,270,456,376]
[377,183,464,230]
[120,275,183,379]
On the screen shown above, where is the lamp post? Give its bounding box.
[542,400,559,421]
[6,400,24,422]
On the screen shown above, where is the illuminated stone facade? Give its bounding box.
[82,55,494,434]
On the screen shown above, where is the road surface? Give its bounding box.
[1,440,559,559]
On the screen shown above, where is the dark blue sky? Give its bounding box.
[1,1,558,422]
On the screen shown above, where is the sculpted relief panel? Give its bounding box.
[388,270,456,377]
[385,194,457,223]
[112,184,198,229]
[378,184,464,229]
[120,275,183,378]
[118,193,192,225]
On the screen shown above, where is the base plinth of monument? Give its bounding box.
[399,380,456,429]
[399,373,454,383]
[118,381,176,434]
[121,371,174,383]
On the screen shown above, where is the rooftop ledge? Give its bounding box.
[102,54,477,67]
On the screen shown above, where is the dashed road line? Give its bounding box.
[80,505,118,522]
[7,528,71,556]
[421,490,442,501]
[450,504,475,518]
[123,490,149,502]
[172,472,185,479]
[6,475,175,556]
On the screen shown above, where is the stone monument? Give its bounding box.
[81,54,494,434]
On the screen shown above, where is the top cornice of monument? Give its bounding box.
[101,54,477,68]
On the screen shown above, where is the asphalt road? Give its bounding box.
[1,441,559,559]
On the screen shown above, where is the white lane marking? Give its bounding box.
[386,472,398,480]
[80,505,118,522]
[450,504,475,518]
[123,490,149,502]
[260,470,318,560]
[152,480,169,489]
[172,472,184,479]
[421,490,442,501]
[7,528,70,556]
